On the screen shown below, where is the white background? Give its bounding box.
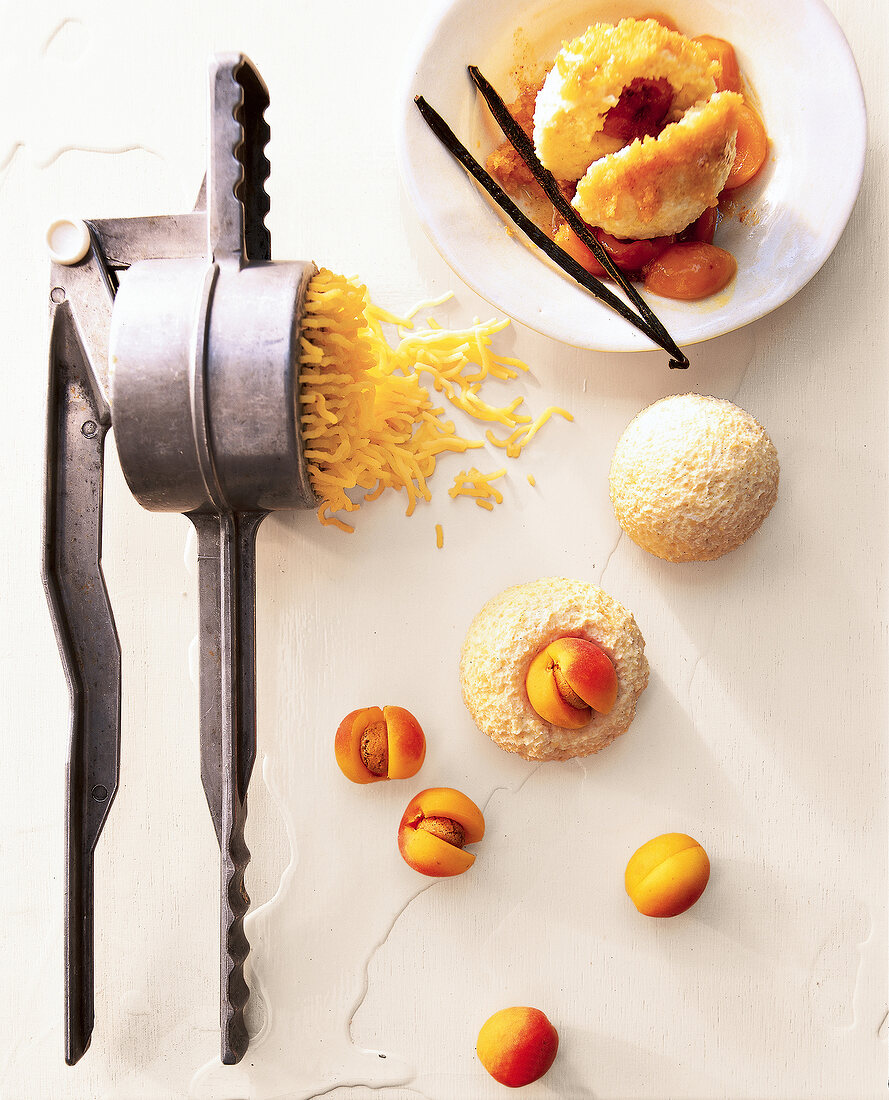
[1,1,886,1097]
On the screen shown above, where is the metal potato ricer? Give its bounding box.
[42,53,317,1066]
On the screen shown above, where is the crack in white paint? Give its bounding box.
[187,751,301,1100]
[481,763,543,815]
[0,141,23,176]
[308,1086,431,1100]
[686,651,705,714]
[813,907,872,1032]
[1,140,164,194]
[35,142,164,169]
[242,750,302,1048]
[3,137,165,174]
[727,348,755,406]
[345,880,438,1041]
[42,17,85,58]
[598,527,624,588]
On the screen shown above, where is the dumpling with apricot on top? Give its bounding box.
[460,577,648,762]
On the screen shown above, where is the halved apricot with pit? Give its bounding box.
[335,705,426,784]
[525,637,618,728]
[398,787,485,877]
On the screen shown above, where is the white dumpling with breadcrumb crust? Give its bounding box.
[609,394,779,562]
[460,578,649,762]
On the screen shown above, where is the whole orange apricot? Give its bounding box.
[398,787,484,877]
[625,833,710,917]
[334,705,426,784]
[477,1007,559,1088]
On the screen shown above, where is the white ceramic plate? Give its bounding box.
[398,0,866,352]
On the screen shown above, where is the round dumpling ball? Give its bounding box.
[609,394,779,562]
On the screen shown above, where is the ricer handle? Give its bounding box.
[208,53,271,264]
[188,509,266,1064]
[43,283,121,1066]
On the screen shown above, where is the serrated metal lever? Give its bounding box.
[209,54,272,263]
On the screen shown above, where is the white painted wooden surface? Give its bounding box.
[1,1,885,1097]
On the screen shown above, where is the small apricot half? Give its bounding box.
[643,242,737,300]
[724,102,768,189]
[625,832,711,917]
[525,636,618,729]
[334,705,426,784]
[553,223,606,278]
[477,1007,559,1088]
[693,35,743,93]
[398,787,485,877]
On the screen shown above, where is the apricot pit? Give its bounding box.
[398,787,484,877]
[334,705,426,783]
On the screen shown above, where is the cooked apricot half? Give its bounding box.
[553,223,606,278]
[693,34,743,94]
[334,705,426,784]
[525,636,618,728]
[398,787,485,877]
[643,242,737,300]
[723,102,768,189]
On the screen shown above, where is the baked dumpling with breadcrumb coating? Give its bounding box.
[574,92,742,238]
[609,394,779,562]
[534,18,743,239]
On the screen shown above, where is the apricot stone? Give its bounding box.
[477,1007,559,1088]
[360,720,388,776]
[625,832,711,917]
[398,788,484,877]
[334,705,426,784]
[525,636,618,729]
[418,816,466,848]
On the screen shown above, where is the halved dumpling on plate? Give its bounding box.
[573,91,743,238]
[533,18,743,239]
[534,18,721,181]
